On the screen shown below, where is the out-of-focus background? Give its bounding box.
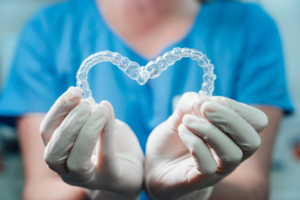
[0,0,299,200]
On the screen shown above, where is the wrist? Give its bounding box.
[85,189,139,200]
[146,185,213,200]
[176,187,214,200]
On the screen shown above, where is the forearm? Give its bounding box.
[153,171,268,200]
[209,169,269,200]
[24,177,88,200]
[18,115,88,200]
[24,174,139,200]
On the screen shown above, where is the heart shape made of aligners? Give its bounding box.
[76,47,216,115]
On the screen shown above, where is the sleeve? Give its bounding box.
[234,4,294,114]
[0,10,63,127]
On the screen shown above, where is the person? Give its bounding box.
[0,0,293,199]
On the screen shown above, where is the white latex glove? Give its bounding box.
[40,87,144,200]
[145,92,268,200]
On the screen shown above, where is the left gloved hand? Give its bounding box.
[145,92,268,200]
[40,87,144,200]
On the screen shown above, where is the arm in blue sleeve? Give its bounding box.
[235,4,293,114]
[0,10,63,126]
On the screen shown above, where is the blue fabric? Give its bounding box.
[0,0,294,199]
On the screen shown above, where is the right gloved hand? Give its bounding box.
[40,87,144,200]
[145,92,268,200]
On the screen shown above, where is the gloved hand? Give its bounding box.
[40,87,144,200]
[145,92,268,200]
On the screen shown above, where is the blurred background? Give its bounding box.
[0,0,299,199]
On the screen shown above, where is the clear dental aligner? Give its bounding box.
[76,47,216,115]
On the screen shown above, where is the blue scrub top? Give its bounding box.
[0,0,294,199]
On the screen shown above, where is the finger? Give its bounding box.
[40,87,82,145]
[66,103,107,184]
[44,102,90,174]
[98,101,116,157]
[178,124,217,176]
[209,97,268,133]
[167,92,209,130]
[183,114,243,174]
[201,101,261,160]
[96,101,124,184]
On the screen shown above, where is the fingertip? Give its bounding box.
[100,101,115,118]
[181,92,199,101]
[61,87,82,107]
[209,96,227,108]
[99,101,115,132]
[210,96,237,111]
[76,101,91,116]
[176,92,199,114]
[200,101,220,116]
[68,87,82,99]
[68,86,82,93]
[182,114,197,125]
[82,98,95,111]
[100,100,112,109]
[183,114,208,126]
[210,96,227,102]
[262,112,269,127]
[257,111,269,132]
[178,124,191,146]
[90,104,107,121]
[178,123,186,133]
[200,101,211,115]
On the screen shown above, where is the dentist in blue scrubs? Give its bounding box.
[0,0,293,199]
